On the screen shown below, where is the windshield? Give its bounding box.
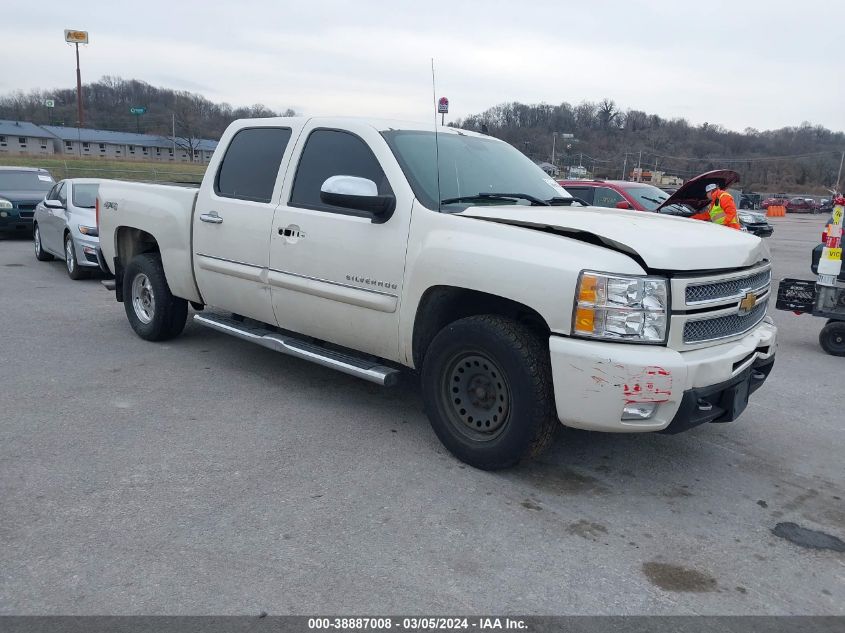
[0,171,55,192]
[618,184,669,211]
[382,130,570,209]
[72,183,99,208]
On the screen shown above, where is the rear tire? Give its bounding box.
[33,224,54,261]
[421,315,557,470]
[123,253,188,341]
[819,321,845,356]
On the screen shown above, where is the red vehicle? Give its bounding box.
[761,194,789,209]
[786,197,821,214]
[558,170,773,237]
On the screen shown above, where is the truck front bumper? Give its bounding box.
[548,317,777,433]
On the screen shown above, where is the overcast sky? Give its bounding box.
[3,0,843,132]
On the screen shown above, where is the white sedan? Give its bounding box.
[33,179,101,280]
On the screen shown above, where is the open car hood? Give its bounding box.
[656,169,740,212]
[457,204,767,272]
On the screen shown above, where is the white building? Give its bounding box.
[0,121,57,156]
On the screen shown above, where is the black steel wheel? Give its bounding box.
[820,320,845,356]
[441,352,512,442]
[421,315,557,470]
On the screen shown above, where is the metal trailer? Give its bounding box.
[775,199,845,355]
[776,280,845,355]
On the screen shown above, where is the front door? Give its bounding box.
[192,124,300,325]
[268,123,414,362]
[46,181,68,254]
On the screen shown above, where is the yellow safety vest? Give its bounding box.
[709,193,740,228]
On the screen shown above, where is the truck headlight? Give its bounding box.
[78,225,99,237]
[0,198,12,210]
[738,212,754,224]
[573,271,668,343]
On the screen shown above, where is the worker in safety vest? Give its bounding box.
[691,183,741,229]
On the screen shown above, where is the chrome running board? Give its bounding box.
[193,312,400,386]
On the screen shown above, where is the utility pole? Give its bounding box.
[551,132,557,166]
[837,150,845,193]
[64,30,89,127]
[622,153,628,180]
[172,113,177,157]
[75,43,83,126]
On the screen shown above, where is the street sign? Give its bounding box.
[64,29,89,44]
[130,107,147,115]
[44,99,55,108]
[437,97,449,114]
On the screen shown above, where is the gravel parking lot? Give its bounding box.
[0,215,843,615]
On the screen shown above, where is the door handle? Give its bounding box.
[200,211,223,224]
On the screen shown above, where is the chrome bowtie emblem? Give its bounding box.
[738,291,757,315]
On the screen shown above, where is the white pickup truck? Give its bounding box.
[97,116,777,469]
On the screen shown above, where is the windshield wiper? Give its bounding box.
[640,195,666,205]
[548,196,588,206]
[441,192,551,206]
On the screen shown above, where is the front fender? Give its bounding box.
[398,207,646,366]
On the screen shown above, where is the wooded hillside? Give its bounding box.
[453,100,844,194]
[0,76,296,141]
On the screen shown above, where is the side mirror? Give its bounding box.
[615,200,632,210]
[320,175,395,222]
[44,199,64,209]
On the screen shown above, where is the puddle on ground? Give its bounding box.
[771,522,845,552]
[642,562,718,592]
[566,519,608,540]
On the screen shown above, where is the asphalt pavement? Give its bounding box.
[0,215,843,615]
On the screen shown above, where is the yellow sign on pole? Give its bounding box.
[64,29,88,44]
[826,247,842,260]
[833,206,843,225]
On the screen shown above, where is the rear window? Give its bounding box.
[215,128,291,203]
[560,186,594,205]
[0,171,54,192]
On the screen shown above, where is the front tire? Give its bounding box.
[34,224,54,261]
[819,321,845,356]
[64,233,87,280]
[421,315,557,470]
[123,253,188,341]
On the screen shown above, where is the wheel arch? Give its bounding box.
[411,285,551,369]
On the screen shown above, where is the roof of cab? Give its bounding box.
[235,116,491,137]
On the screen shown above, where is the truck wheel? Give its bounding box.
[819,321,845,356]
[33,224,54,261]
[421,315,557,470]
[123,253,188,341]
[64,233,88,280]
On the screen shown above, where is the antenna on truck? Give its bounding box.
[431,58,442,212]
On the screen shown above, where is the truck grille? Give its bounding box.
[683,299,769,344]
[685,269,771,304]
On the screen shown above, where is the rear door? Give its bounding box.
[268,122,414,361]
[593,186,627,208]
[192,124,301,324]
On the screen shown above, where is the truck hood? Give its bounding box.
[656,169,740,212]
[457,205,767,272]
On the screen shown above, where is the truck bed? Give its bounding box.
[97,180,203,304]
